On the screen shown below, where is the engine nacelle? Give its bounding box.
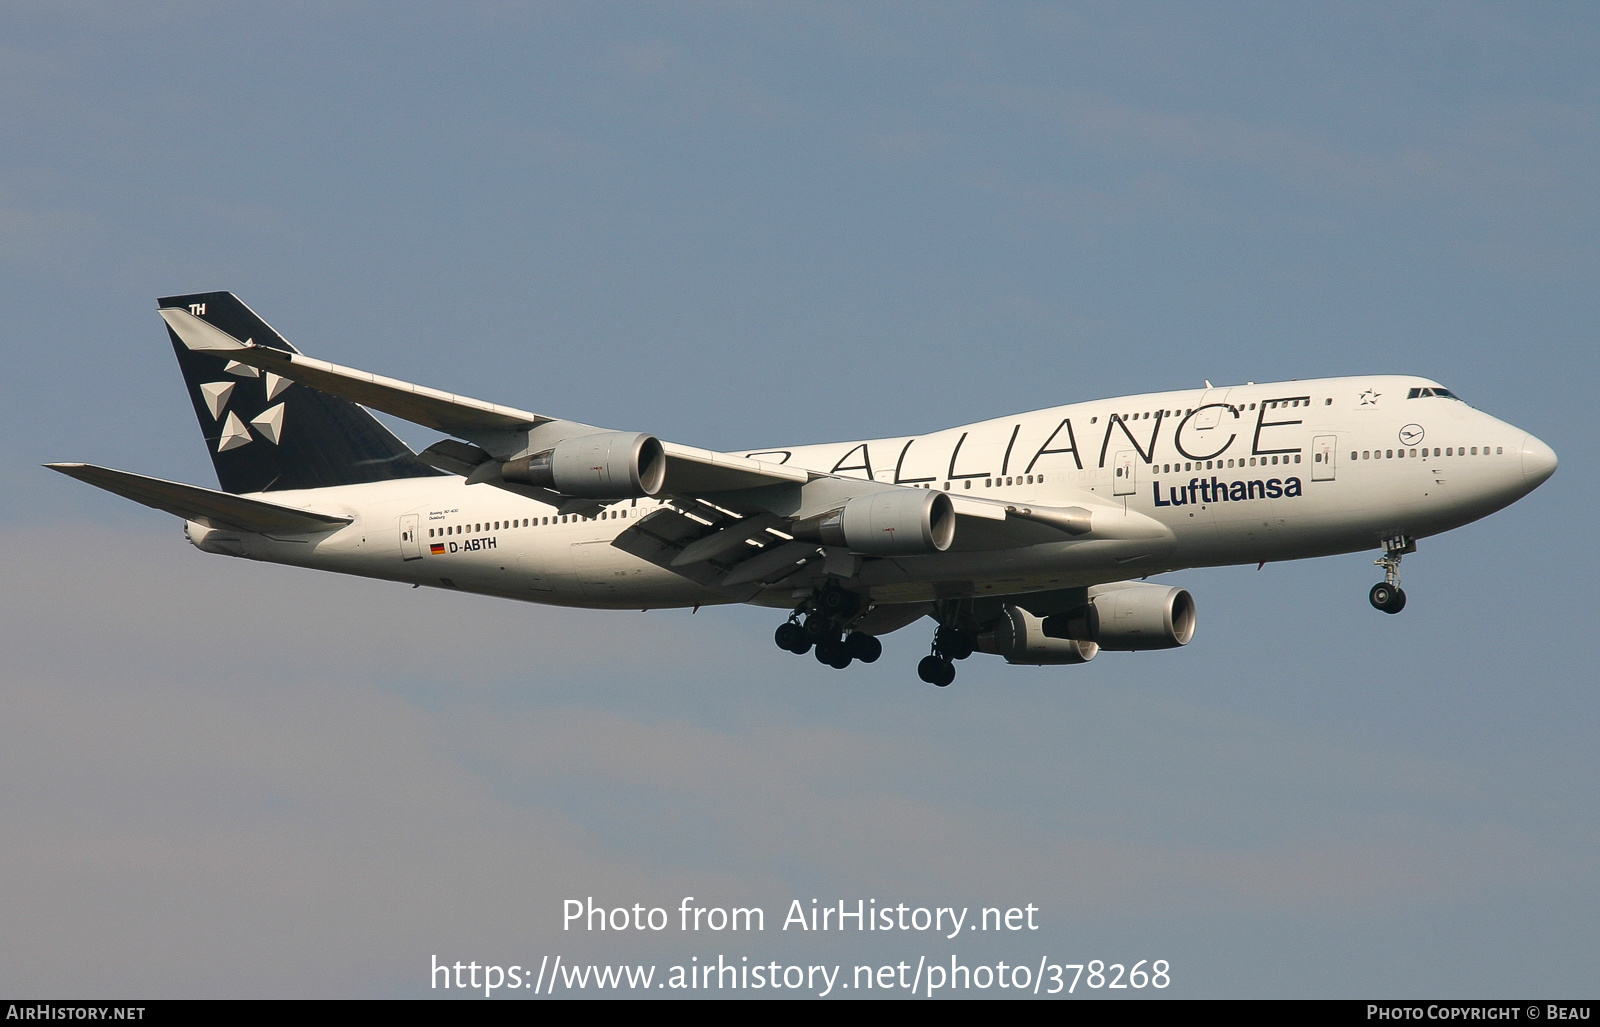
[1043,582,1196,651]
[978,605,1099,665]
[501,431,666,499]
[792,489,956,556]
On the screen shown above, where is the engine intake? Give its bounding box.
[791,489,955,556]
[978,606,1099,665]
[501,431,666,499]
[1043,582,1196,651]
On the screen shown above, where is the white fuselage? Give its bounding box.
[190,375,1556,610]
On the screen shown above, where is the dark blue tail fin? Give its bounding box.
[159,291,445,494]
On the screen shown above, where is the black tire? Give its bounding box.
[1370,582,1405,614]
[819,586,860,620]
[775,622,806,653]
[917,655,955,687]
[846,632,882,663]
[936,626,974,661]
[802,614,830,640]
[829,650,854,670]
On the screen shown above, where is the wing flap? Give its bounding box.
[46,463,351,534]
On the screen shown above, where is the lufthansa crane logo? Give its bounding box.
[1398,423,1425,445]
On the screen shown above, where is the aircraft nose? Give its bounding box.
[1519,433,1558,486]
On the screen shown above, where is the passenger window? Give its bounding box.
[1471,447,1477,455]
[1294,454,1301,463]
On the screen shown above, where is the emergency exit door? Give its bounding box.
[1311,436,1337,481]
[1113,450,1137,496]
[399,514,422,560]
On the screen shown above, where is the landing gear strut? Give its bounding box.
[918,624,976,687]
[1369,535,1414,614]
[773,584,879,670]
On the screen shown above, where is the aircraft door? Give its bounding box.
[1311,435,1337,481]
[399,514,421,561]
[1113,449,1137,496]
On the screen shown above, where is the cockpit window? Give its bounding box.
[1407,386,1463,400]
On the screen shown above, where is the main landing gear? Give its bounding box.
[773,584,882,670]
[1369,535,1414,615]
[917,624,975,687]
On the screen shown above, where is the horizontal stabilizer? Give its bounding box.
[46,463,352,534]
[160,307,548,435]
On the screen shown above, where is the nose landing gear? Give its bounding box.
[1369,535,1414,614]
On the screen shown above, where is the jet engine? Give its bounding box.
[791,489,956,556]
[977,606,1099,665]
[501,431,666,499]
[1043,582,1196,651]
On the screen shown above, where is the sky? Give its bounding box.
[2,0,1597,999]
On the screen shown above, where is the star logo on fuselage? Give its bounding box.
[1359,389,1381,406]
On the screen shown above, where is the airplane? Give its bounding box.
[49,292,1558,686]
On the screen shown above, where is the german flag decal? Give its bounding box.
[429,543,445,555]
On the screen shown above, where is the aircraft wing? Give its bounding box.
[45,463,351,534]
[159,302,1167,595]
[160,306,810,495]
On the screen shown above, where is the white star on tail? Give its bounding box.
[217,411,252,452]
[199,381,235,419]
[250,403,285,445]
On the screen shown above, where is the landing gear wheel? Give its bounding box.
[774,622,810,654]
[802,613,831,640]
[815,639,853,669]
[845,632,882,663]
[934,626,974,661]
[917,655,956,687]
[1369,583,1406,614]
[818,585,860,620]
